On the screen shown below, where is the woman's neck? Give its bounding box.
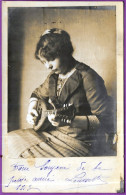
[59,67,76,79]
[60,56,76,75]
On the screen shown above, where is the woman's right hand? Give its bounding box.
[26,98,38,125]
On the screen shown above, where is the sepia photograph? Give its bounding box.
[8,6,117,158]
[2,1,124,193]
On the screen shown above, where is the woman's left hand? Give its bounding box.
[48,114,72,127]
[48,114,60,127]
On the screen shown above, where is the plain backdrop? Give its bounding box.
[8,6,116,131]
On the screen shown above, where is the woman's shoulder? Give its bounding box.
[75,61,90,72]
[75,61,104,82]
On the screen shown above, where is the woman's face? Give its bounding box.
[39,56,67,74]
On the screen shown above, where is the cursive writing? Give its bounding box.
[65,171,107,184]
[16,184,41,192]
[77,161,86,171]
[5,176,27,188]
[32,176,54,182]
[93,162,112,171]
[35,159,69,177]
[27,185,41,192]
[11,163,29,172]
[5,160,112,192]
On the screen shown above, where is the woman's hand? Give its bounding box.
[48,114,72,127]
[48,114,60,127]
[26,98,38,125]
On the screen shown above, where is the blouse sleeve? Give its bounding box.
[30,73,50,101]
[82,68,115,135]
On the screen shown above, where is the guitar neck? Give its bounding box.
[42,109,57,117]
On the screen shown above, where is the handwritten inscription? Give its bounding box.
[35,159,69,177]
[11,163,29,172]
[93,162,112,171]
[65,172,106,183]
[5,160,112,192]
[16,184,41,192]
[77,162,86,171]
[32,176,54,182]
[5,176,27,188]
[65,161,110,185]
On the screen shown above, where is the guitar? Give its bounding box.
[33,99,75,131]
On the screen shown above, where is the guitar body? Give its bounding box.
[33,100,52,131]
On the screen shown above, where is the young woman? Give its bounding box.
[8,28,115,158]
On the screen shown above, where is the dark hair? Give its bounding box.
[35,28,74,61]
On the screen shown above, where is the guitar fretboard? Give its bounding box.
[42,110,57,117]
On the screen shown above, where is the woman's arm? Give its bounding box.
[30,73,50,100]
[70,115,100,131]
[26,74,50,125]
[82,68,115,135]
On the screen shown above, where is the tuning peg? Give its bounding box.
[64,104,67,107]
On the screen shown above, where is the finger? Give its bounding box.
[27,113,34,121]
[29,120,35,125]
[51,121,59,127]
[32,109,38,117]
[48,114,56,121]
[27,118,35,125]
[26,114,36,125]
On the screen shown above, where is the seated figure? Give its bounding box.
[8,28,116,158]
